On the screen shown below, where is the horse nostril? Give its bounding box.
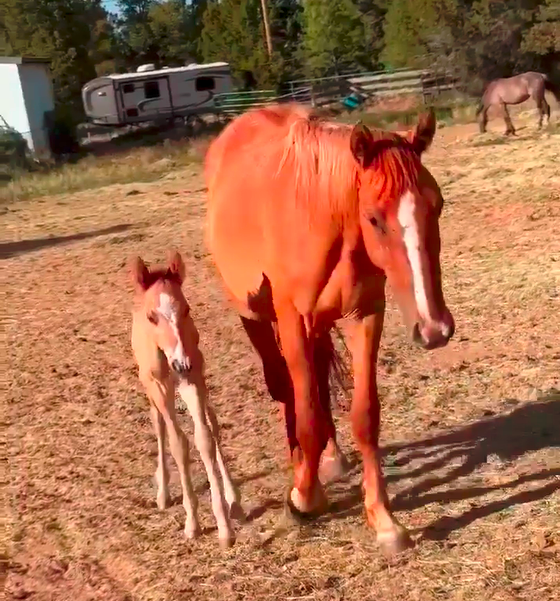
[172,359,184,374]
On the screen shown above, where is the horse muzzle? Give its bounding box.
[413,311,455,350]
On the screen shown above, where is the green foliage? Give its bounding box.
[199,0,276,87]
[301,0,373,77]
[0,0,106,118]
[1,0,559,126]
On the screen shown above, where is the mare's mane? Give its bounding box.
[266,105,422,216]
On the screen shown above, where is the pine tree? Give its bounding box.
[301,0,372,77]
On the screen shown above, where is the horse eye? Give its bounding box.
[147,311,159,325]
[370,215,386,234]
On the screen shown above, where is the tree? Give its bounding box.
[521,0,560,76]
[301,0,373,77]
[0,0,102,117]
[199,0,275,86]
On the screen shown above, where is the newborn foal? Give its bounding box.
[129,251,242,548]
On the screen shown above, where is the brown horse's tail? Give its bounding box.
[544,76,560,102]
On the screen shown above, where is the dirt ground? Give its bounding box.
[3,114,560,601]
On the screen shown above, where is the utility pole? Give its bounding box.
[260,0,273,59]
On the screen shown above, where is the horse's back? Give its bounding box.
[206,105,312,315]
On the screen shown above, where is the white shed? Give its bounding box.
[0,56,55,157]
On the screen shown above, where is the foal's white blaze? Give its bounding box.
[397,190,434,323]
[157,292,186,364]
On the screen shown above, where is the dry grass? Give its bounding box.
[3,114,560,601]
[0,139,204,205]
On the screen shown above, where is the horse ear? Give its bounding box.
[350,123,375,168]
[408,109,436,155]
[167,250,185,283]
[129,256,149,292]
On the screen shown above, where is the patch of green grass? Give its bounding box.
[0,139,203,204]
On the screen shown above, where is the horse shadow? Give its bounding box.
[0,224,134,260]
[328,390,560,539]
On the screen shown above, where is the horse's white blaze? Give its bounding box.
[397,190,433,322]
[157,292,185,363]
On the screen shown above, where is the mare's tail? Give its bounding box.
[475,102,485,117]
[318,326,353,411]
[544,76,560,102]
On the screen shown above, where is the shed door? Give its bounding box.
[118,77,172,120]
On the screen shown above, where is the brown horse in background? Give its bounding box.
[205,104,455,555]
[476,71,560,135]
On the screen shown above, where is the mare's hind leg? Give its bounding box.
[240,317,343,487]
[149,402,171,509]
[314,331,350,484]
[501,102,516,135]
[146,377,201,539]
[538,98,550,128]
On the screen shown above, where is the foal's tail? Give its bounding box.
[544,76,560,102]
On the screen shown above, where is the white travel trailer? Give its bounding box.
[82,62,233,126]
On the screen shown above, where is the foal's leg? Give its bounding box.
[178,379,235,548]
[274,302,328,515]
[149,403,170,509]
[204,401,244,519]
[348,313,412,556]
[147,378,201,539]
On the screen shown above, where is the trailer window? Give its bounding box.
[122,83,134,94]
[144,81,160,99]
[196,77,215,92]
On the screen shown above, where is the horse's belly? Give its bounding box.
[207,192,273,317]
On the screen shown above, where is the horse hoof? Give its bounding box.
[218,532,236,549]
[156,494,171,510]
[229,501,246,522]
[184,523,201,540]
[376,527,414,557]
[319,453,351,484]
[284,486,327,523]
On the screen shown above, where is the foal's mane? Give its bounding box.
[263,104,422,218]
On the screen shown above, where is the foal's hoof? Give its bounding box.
[376,527,414,557]
[229,501,246,522]
[218,532,236,550]
[156,494,171,511]
[184,522,202,540]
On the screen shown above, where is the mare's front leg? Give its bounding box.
[275,300,329,515]
[349,313,412,555]
[178,378,235,548]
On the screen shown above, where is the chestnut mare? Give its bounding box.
[476,71,560,135]
[205,104,455,555]
[129,251,242,548]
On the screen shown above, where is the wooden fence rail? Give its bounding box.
[213,68,458,116]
